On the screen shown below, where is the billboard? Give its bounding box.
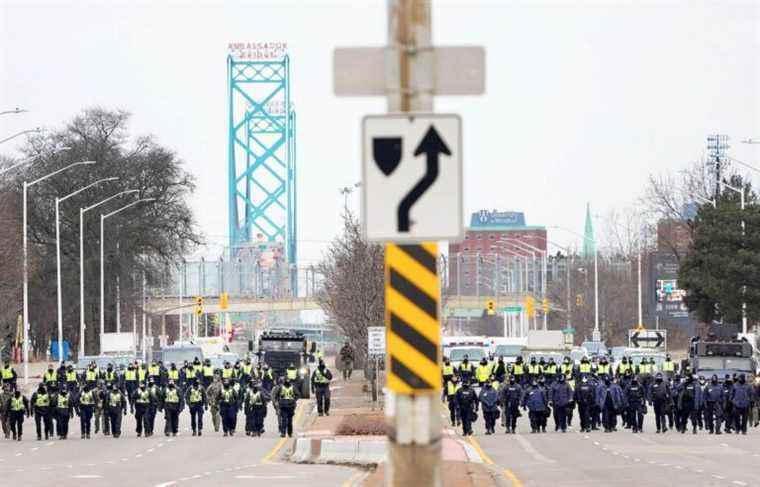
[470,210,526,228]
[648,251,694,332]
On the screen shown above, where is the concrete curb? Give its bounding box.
[291,436,387,466]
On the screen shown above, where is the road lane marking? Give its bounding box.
[30,447,39,452]
[147,449,155,453]
[72,475,102,479]
[135,454,142,458]
[732,481,747,486]
[466,436,524,487]
[261,401,306,463]
[513,434,555,464]
[15,453,22,457]
[713,475,725,480]
[235,476,297,480]
[46,442,54,446]
[155,482,176,487]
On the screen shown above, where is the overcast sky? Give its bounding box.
[1,0,758,263]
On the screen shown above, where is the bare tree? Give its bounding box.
[315,211,384,366]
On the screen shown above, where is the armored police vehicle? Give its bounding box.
[689,322,756,381]
[257,330,315,398]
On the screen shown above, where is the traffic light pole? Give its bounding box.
[385,2,441,487]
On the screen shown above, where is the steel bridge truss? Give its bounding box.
[227,54,297,292]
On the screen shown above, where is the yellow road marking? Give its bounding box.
[467,436,524,487]
[261,402,306,463]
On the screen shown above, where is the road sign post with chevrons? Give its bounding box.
[334,1,483,484]
[385,243,441,393]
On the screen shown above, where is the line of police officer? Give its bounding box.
[442,354,760,436]
[0,357,334,441]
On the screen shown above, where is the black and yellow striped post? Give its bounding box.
[385,243,441,393]
[385,242,441,487]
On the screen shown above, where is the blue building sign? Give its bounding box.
[470,210,526,228]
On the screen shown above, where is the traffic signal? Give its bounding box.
[196,296,203,307]
[525,296,535,318]
[542,298,549,313]
[195,306,203,317]
[220,292,229,310]
[486,299,496,316]
[576,294,584,307]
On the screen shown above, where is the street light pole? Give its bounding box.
[99,198,156,352]
[22,157,92,382]
[79,190,139,356]
[56,177,117,364]
[0,127,42,146]
[0,108,28,116]
[550,226,600,339]
[721,180,747,333]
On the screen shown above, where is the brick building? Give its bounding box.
[448,210,547,296]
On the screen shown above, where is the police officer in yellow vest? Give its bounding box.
[163,382,182,436]
[77,385,96,439]
[124,364,139,413]
[527,357,542,383]
[662,355,677,379]
[186,381,207,436]
[597,357,612,379]
[133,383,152,438]
[278,378,298,438]
[511,357,525,385]
[2,360,18,390]
[53,388,73,440]
[458,356,475,384]
[31,383,53,441]
[578,357,592,377]
[43,365,58,389]
[617,357,632,378]
[8,388,29,441]
[311,359,333,416]
[167,363,181,390]
[85,363,99,388]
[222,362,235,380]
[240,358,254,385]
[475,358,492,388]
[148,361,161,385]
[64,364,78,394]
[244,382,267,436]
[103,364,118,389]
[446,375,462,426]
[442,358,455,398]
[105,383,127,438]
[201,359,215,388]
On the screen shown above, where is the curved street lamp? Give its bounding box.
[56,176,118,364]
[0,127,42,145]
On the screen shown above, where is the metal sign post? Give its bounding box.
[334,1,484,485]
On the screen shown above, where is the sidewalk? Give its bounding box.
[289,368,504,487]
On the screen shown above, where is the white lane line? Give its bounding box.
[72,475,103,479]
[147,449,155,453]
[593,441,600,446]
[513,434,556,464]
[191,475,201,479]
[167,439,174,443]
[204,472,211,475]
[135,454,143,458]
[732,481,747,486]
[15,453,22,457]
[178,477,190,482]
[720,443,728,447]
[674,466,683,470]
[235,476,297,480]
[648,461,657,465]
[694,470,703,473]
[84,464,96,467]
[713,475,725,480]
[155,482,177,487]
[157,444,164,448]
[633,458,640,463]
[45,442,54,446]
[121,458,128,462]
[30,447,39,452]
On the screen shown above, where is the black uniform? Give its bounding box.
[648,378,671,433]
[186,385,207,436]
[106,388,127,438]
[31,388,53,440]
[499,380,523,433]
[278,383,298,437]
[455,384,478,436]
[311,364,333,416]
[53,391,73,439]
[8,392,29,440]
[77,388,96,438]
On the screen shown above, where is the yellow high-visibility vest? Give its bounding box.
[597,364,610,374]
[203,366,214,377]
[168,370,179,380]
[512,364,524,376]
[136,390,150,404]
[35,393,50,407]
[2,366,14,379]
[10,396,24,411]
[447,382,461,396]
[281,386,295,400]
[442,365,454,376]
[44,371,57,383]
[528,364,542,375]
[148,366,160,376]
[579,363,591,374]
[86,370,98,382]
[222,368,233,379]
[80,391,94,405]
[663,361,675,372]
[286,368,298,380]
[242,364,253,375]
[66,371,77,382]
[544,364,558,375]
[476,365,491,382]
[618,363,631,375]
[138,368,147,381]
[189,389,203,404]
[314,369,330,384]
[165,389,179,403]
[125,370,137,381]
[57,395,69,409]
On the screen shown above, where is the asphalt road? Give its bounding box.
[465,408,760,487]
[0,399,359,487]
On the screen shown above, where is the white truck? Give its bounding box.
[522,330,568,363]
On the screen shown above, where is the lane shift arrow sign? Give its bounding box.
[397,125,451,232]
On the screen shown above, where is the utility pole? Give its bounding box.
[385,4,439,484]
[334,1,484,484]
[707,134,730,200]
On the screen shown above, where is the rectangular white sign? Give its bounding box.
[362,114,463,243]
[367,326,386,355]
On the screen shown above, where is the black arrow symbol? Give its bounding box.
[631,331,640,348]
[397,125,451,232]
